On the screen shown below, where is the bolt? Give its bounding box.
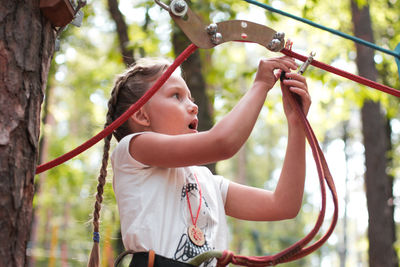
[170,0,188,17]
[206,23,218,35]
[211,32,222,45]
[173,0,186,12]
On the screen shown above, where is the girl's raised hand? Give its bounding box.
[280,71,311,123]
[253,56,298,92]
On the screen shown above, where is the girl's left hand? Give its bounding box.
[279,71,311,123]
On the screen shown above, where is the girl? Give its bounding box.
[88,56,311,267]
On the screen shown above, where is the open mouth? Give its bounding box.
[188,119,198,130]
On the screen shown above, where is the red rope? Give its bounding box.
[281,48,400,97]
[37,45,398,175]
[37,41,397,265]
[36,42,338,265]
[35,43,199,174]
[216,81,338,267]
[214,42,400,266]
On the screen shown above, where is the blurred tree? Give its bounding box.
[105,0,137,260]
[350,0,398,266]
[0,1,56,265]
[107,0,135,66]
[171,0,217,173]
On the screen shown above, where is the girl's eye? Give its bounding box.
[173,93,180,100]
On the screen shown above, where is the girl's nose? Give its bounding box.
[188,102,198,114]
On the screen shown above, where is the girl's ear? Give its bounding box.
[131,107,150,127]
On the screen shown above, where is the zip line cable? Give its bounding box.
[244,0,399,59]
[244,0,400,78]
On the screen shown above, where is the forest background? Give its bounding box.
[13,0,400,266]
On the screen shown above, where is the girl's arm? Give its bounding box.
[130,57,297,168]
[225,72,310,221]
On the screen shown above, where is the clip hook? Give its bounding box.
[298,51,316,75]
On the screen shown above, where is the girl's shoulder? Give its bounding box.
[112,132,151,169]
[118,132,150,146]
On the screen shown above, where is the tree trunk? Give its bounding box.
[0,1,56,265]
[106,0,136,258]
[107,0,135,66]
[351,1,398,266]
[172,26,215,173]
[28,67,55,267]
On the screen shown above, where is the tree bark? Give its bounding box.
[0,0,56,265]
[28,65,55,267]
[351,1,398,266]
[107,0,135,66]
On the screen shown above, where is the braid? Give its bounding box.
[110,69,137,141]
[87,111,113,267]
[87,58,171,266]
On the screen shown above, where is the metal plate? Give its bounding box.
[172,8,280,50]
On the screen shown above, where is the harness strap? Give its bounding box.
[148,250,155,267]
[114,250,196,267]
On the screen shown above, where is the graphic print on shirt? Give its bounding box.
[174,172,215,266]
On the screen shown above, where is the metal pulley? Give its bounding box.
[154,0,286,52]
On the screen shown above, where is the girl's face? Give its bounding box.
[143,73,199,135]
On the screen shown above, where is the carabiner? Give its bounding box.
[298,51,316,75]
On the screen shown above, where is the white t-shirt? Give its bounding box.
[111,133,230,266]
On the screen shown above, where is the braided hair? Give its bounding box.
[88,58,171,267]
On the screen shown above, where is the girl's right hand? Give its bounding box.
[253,56,297,92]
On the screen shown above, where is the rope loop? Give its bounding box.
[216,250,234,267]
